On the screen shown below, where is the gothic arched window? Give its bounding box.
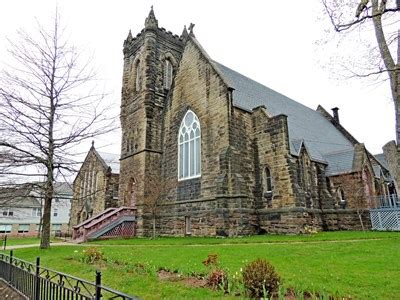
[178,110,201,180]
[164,60,173,89]
[264,166,273,193]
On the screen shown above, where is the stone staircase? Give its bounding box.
[72,207,137,243]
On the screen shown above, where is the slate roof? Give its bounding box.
[214,62,355,170]
[374,153,389,170]
[97,151,120,174]
[324,149,355,176]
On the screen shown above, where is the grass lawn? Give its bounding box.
[1,236,61,247]
[1,236,40,247]
[2,231,400,299]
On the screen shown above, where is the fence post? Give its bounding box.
[3,235,6,250]
[35,257,40,300]
[8,250,13,283]
[95,270,101,300]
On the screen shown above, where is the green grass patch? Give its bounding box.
[1,236,40,246]
[2,231,400,299]
[87,230,400,245]
[1,236,61,247]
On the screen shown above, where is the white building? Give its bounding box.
[0,182,72,236]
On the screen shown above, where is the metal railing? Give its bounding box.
[0,251,138,300]
[72,207,136,242]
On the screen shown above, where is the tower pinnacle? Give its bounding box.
[145,6,158,29]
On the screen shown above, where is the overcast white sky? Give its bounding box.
[0,0,395,156]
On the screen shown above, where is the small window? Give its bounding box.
[18,224,30,233]
[53,208,58,217]
[185,216,191,235]
[32,208,41,217]
[2,209,13,217]
[164,60,173,89]
[0,224,12,233]
[264,167,273,193]
[338,188,345,202]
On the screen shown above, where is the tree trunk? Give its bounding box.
[152,216,156,239]
[40,176,53,248]
[37,198,43,239]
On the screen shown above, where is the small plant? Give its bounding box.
[242,258,280,298]
[81,247,105,264]
[304,225,318,235]
[202,253,228,291]
[202,253,218,267]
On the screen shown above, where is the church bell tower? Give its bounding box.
[119,7,185,235]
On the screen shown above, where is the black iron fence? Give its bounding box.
[0,251,138,299]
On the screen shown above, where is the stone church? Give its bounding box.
[71,8,394,237]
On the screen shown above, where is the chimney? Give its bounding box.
[331,107,340,123]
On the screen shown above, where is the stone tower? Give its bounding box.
[119,7,185,235]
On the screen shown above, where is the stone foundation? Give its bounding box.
[138,196,258,237]
[258,207,371,234]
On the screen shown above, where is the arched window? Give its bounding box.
[338,188,345,202]
[164,60,173,89]
[264,166,273,193]
[178,110,201,180]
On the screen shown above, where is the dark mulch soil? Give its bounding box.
[157,270,207,288]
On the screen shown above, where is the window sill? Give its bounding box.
[178,175,201,182]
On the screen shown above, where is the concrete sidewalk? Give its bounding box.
[3,241,80,250]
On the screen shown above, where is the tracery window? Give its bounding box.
[178,110,201,180]
[164,59,173,89]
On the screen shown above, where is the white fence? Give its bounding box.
[370,195,400,231]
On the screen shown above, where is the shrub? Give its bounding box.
[81,247,105,264]
[242,258,280,298]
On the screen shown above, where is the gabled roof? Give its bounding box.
[214,62,355,167]
[324,149,355,176]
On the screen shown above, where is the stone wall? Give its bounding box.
[252,108,296,210]
[154,37,258,237]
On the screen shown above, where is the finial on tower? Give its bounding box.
[127,30,133,40]
[181,25,188,39]
[188,23,195,37]
[91,140,95,149]
[145,6,158,29]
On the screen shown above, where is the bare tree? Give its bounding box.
[145,175,176,238]
[321,0,400,142]
[0,12,115,248]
